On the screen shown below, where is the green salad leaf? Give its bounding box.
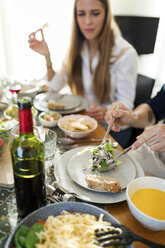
[83,142,121,172]
[14,223,44,248]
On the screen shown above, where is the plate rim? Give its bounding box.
[54,146,144,204]
[33,93,88,113]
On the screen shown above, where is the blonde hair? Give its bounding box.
[66,0,118,104]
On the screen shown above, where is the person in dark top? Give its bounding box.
[105,84,165,178]
[146,84,165,123]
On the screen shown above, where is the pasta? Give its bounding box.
[36,211,119,248]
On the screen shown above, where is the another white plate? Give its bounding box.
[54,146,144,204]
[34,93,88,114]
[67,148,136,192]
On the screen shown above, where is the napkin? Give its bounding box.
[128,144,165,178]
[0,151,14,188]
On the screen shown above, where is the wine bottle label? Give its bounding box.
[19,108,33,134]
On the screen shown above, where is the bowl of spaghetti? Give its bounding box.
[5,202,132,248]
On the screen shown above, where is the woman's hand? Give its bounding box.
[105,101,134,131]
[86,104,106,123]
[132,124,165,153]
[28,29,50,57]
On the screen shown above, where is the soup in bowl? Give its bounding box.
[126,176,165,231]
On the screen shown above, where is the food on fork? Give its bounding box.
[85,174,121,193]
[84,142,121,172]
[48,100,66,110]
[42,22,49,29]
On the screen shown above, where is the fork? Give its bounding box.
[95,224,165,247]
[101,104,119,144]
[97,146,132,172]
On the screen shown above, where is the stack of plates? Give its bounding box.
[54,146,144,204]
[33,93,88,114]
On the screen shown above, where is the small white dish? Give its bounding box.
[126,176,165,231]
[58,114,98,139]
[38,111,62,127]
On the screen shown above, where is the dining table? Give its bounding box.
[0,109,165,248]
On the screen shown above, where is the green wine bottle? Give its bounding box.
[11,97,46,219]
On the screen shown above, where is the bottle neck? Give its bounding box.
[19,108,33,134]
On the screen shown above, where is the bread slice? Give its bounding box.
[48,100,66,110]
[85,174,121,193]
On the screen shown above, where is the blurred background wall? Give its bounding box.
[0,0,164,93]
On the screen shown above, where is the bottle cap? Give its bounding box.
[18,96,32,109]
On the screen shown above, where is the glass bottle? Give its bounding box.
[11,97,46,219]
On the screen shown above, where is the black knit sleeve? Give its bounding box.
[146,84,165,123]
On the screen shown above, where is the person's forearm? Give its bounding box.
[45,55,55,81]
[130,103,156,128]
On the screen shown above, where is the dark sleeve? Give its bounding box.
[146,84,165,123]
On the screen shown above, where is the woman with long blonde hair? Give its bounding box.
[28,0,137,147]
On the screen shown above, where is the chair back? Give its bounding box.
[112,15,158,147]
[114,15,159,55]
[126,74,155,147]
[134,74,155,107]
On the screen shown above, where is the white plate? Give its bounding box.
[67,148,136,192]
[54,146,144,204]
[34,93,88,114]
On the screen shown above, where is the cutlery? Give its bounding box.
[95,224,165,247]
[101,104,119,144]
[58,137,112,145]
[61,142,119,151]
[97,146,132,172]
[46,183,76,202]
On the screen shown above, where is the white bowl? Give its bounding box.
[58,114,98,139]
[38,111,62,127]
[126,176,165,231]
